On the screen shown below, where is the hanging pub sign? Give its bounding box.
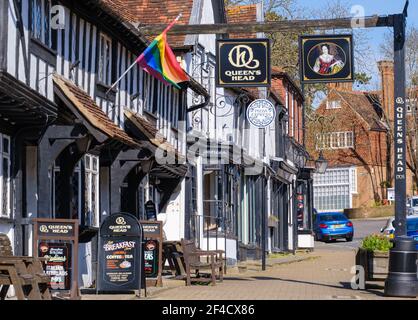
[98,213,143,294]
[32,218,79,299]
[246,99,276,128]
[299,34,354,84]
[216,38,271,87]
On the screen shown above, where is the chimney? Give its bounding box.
[378,60,394,123]
[327,82,353,92]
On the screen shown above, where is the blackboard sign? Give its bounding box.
[140,220,163,287]
[33,218,79,299]
[144,240,159,278]
[98,213,143,293]
[38,242,72,290]
[216,38,271,87]
[145,200,157,220]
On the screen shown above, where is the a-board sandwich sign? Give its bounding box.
[299,34,354,84]
[32,218,79,299]
[216,38,271,87]
[140,220,163,286]
[98,212,143,293]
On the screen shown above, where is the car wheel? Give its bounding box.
[346,237,353,242]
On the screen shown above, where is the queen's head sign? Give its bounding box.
[216,39,271,87]
[299,34,354,84]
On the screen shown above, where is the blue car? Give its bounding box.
[406,217,418,250]
[381,216,418,249]
[314,212,354,242]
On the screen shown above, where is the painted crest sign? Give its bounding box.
[246,99,276,128]
[216,39,271,87]
[299,34,354,84]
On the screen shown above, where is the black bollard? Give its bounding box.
[384,236,418,297]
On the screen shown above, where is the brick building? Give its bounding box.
[307,61,415,211]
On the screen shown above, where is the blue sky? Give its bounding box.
[297,0,417,89]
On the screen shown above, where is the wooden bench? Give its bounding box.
[181,239,224,286]
[0,233,51,300]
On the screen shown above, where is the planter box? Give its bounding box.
[356,248,389,281]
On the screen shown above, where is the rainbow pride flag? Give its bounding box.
[136,16,189,89]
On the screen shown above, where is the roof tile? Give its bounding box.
[53,74,140,148]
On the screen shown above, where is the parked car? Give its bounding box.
[380,216,418,249]
[406,196,418,216]
[314,212,354,242]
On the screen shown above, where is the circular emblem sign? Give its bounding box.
[246,99,276,128]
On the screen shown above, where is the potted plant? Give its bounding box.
[355,234,393,281]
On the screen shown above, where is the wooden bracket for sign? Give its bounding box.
[32,218,79,300]
[140,220,163,287]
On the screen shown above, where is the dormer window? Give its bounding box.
[326,100,341,109]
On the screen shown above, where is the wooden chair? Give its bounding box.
[180,239,224,286]
[0,233,51,300]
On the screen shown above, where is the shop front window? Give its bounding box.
[0,134,11,218]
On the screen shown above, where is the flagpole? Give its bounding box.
[105,61,138,96]
[105,13,182,96]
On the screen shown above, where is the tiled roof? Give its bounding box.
[53,74,140,148]
[334,90,387,131]
[99,0,138,23]
[126,0,194,48]
[226,4,257,39]
[124,109,185,161]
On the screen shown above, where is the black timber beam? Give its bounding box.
[138,15,392,35]
[38,125,89,218]
[109,148,152,214]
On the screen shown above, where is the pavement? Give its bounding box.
[79,218,417,300]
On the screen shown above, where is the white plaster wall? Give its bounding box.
[201,237,237,263]
[161,181,184,241]
[78,242,93,288]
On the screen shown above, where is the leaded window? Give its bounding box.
[313,167,357,211]
[316,131,354,150]
[31,0,51,47]
[98,34,112,86]
[0,134,11,218]
[84,154,99,227]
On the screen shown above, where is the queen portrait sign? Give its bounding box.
[246,99,276,128]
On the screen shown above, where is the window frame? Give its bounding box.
[84,154,100,228]
[31,0,51,47]
[326,99,342,109]
[0,134,11,219]
[316,131,354,150]
[98,33,112,86]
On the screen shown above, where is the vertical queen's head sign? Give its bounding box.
[299,34,354,84]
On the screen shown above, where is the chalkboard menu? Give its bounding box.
[38,242,72,290]
[140,220,163,287]
[144,240,159,278]
[33,218,79,299]
[98,213,143,293]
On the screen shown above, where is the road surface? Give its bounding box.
[314,218,389,250]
